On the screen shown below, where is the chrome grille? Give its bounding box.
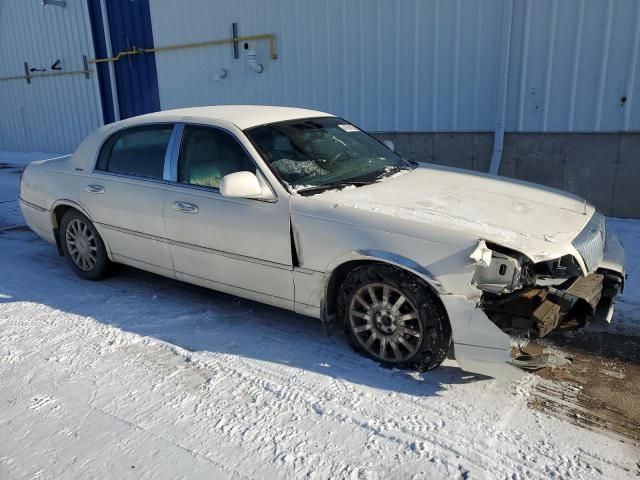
[572,212,605,273]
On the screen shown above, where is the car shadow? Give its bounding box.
[1,229,492,397]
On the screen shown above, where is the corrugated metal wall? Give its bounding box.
[2,0,639,154]
[0,0,103,153]
[149,0,504,133]
[506,0,640,132]
[149,0,640,133]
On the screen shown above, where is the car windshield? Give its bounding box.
[245,117,413,194]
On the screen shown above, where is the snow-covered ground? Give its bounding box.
[601,217,640,335]
[1,153,639,479]
[0,152,64,229]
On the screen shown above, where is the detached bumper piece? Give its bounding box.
[533,274,603,336]
[485,272,622,337]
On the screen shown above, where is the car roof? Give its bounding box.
[128,105,334,130]
[68,105,336,172]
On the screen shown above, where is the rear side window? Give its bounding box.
[178,125,255,189]
[96,124,173,179]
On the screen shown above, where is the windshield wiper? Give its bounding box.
[296,181,372,195]
[376,165,412,180]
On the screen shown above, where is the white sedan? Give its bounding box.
[19,106,625,378]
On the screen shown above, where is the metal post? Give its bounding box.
[83,55,90,79]
[232,22,239,59]
[23,62,31,84]
[99,0,121,121]
[489,0,515,175]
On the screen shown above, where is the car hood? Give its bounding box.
[310,163,595,263]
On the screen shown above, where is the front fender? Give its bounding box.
[325,249,447,295]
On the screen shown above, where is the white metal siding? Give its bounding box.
[506,0,640,132]
[149,0,640,133]
[149,0,503,133]
[0,0,103,153]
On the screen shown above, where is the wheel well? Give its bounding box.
[325,260,449,328]
[52,204,73,228]
[51,204,82,256]
[325,260,368,318]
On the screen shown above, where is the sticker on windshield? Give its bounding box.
[338,124,359,132]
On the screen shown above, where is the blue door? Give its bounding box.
[107,0,161,119]
[97,0,161,120]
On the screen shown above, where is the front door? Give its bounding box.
[163,124,294,309]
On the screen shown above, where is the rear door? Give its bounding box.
[80,124,175,276]
[162,124,294,309]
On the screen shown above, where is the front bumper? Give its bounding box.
[535,229,625,329]
[447,230,626,378]
[482,230,626,337]
[593,230,625,323]
[600,231,625,278]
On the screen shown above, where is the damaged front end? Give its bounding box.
[444,214,626,378]
[483,270,625,337]
[471,223,625,341]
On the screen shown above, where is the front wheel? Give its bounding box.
[59,209,110,280]
[338,264,451,371]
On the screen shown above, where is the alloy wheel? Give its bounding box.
[348,282,423,362]
[65,218,98,271]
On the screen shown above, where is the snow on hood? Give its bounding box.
[311,163,595,261]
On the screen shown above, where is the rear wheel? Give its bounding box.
[59,209,110,280]
[338,264,451,371]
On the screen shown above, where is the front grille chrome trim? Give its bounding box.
[572,212,605,273]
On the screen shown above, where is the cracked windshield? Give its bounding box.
[246,117,413,194]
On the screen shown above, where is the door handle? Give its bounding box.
[86,184,105,194]
[172,201,199,214]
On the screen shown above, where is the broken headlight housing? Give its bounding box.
[471,246,531,295]
[471,241,583,295]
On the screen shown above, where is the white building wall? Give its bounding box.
[149,0,503,133]
[0,0,103,153]
[506,0,640,132]
[149,0,640,133]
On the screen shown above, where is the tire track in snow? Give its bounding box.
[207,348,635,478]
[185,350,550,478]
[4,298,617,479]
[85,402,252,480]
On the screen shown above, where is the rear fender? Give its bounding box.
[51,199,114,260]
[51,199,94,226]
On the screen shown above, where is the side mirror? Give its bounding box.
[220,171,275,201]
[382,139,395,152]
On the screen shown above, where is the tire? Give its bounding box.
[338,264,451,371]
[59,209,110,280]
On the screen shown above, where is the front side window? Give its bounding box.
[178,125,256,189]
[96,124,173,179]
[245,117,413,193]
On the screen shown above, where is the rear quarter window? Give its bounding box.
[96,124,173,179]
